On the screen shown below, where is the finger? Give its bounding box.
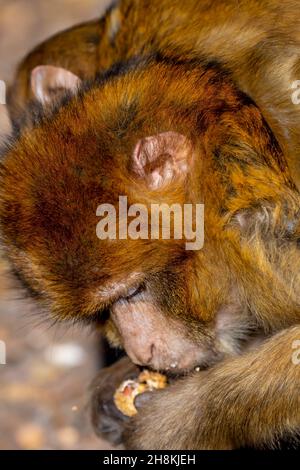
[134,391,153,410]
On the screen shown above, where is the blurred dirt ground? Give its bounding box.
[0,0,115,450]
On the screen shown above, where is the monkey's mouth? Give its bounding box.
[164,367,206,381]
[142,360,212,380]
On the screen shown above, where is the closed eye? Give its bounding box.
[124,283,145,301]
[87,285,145,326]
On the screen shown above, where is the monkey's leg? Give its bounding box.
[125,326,300,450]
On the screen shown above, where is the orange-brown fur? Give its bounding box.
[9,0,300,188]
[1,0,300,449]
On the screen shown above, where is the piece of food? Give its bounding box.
[114,370,167,417]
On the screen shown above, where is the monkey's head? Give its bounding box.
[0,58,293,373]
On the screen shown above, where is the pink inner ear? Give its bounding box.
[132,131,192,189]
[31,65,81,104]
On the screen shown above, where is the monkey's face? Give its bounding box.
[101,258,248,373]
[0,60,275,373]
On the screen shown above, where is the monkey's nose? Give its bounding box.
[147,343,155,365]
[128,343,155,367]
[139,343,155,366]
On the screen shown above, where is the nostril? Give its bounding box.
[146,343,155,364]
[129,344,156,366]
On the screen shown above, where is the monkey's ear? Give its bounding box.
[31,65,81,105]
[132,131,193,189]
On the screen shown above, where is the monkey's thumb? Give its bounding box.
[134,391,152,410]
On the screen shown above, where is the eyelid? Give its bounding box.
[89,283,146,325]
[124,283,145,301]
[95,272,145,304]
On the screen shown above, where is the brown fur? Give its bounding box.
[9,0,300,188]
[1,0,300,449]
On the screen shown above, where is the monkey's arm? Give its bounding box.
[126,326,300,449]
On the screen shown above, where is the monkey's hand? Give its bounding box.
[125,326,300,449]
[123,370,234,450]
[90,356,140,445]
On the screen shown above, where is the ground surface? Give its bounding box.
[0,0,115,450]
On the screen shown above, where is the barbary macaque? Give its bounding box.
[1,0,300,449]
